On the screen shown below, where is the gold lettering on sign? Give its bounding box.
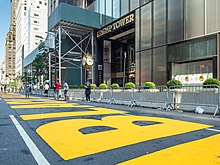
[97,13,135,38]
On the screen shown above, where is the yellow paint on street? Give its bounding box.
[11,104,93,109]
[20,108,126,120]
[119,134,220,165]
[1,95,39,99]
[36,115,211,160]
[7,101,76,105]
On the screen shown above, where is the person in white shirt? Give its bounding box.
[44,83,49,97]
[63,81,69,100]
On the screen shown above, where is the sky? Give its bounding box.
[0,0,10,65]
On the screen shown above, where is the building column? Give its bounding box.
[218,33,220,79]
[91,30,95,83]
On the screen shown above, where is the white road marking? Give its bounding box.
[206,128,220,133]
[9,115,50,165]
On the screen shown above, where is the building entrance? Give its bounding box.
[103,32,135,87]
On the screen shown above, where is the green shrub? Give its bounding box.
[125,82,136,89]
[79,85,85,89]
[69,85,78,89]
[99,83,108,89]
[90,83,97,89]
[144,82,156,89]
[111,83,119,89]
[203,78,220,88]
[166,79,182,89]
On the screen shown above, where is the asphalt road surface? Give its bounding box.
[0,93,220,165]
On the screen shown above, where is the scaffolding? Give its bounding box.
[48,21,96,86]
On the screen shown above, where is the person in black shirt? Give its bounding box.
[85,82,91,102]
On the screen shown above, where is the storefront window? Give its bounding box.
[103,40,112,86]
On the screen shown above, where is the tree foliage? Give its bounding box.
[32,54,48,82]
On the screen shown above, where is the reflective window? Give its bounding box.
[100,0,105,15]
[206,0,220,34]
[140,3,152,50]
[140,49,151,85]
[113,0,120,19]
[135,9,140,52]
[167,0,184,43]
[153,46,167,85]
[106,0,112,17]
[153,0,166,47]
[130,0,139,11]
[185,0,205,39]
[121,0,129,16]
[140,0,151,6]
[168,35,217,62]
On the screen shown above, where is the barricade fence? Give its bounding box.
[19,85,219,117]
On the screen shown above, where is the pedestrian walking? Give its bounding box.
[44,83,49,97]
[25,83,30,98]
[55,80,61,100]
[4,84,7,94]
[63,81,69,101]
[85,81,91,102]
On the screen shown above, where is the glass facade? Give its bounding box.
[167,0,184,43]
[140,3,152,50]
[185,0,205,39]
[86,0,220,85]
[206,0,220,34]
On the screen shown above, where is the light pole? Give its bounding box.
[123,52,127,87]
[45,31,56,87]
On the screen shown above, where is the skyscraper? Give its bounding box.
[15,0,48,78]
[5,0,17,83]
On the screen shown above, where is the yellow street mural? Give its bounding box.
[5,93,218,164]
[119,134,220,165]
[21,108,127,120]
[11,104,93,109]
[36,115,211,160]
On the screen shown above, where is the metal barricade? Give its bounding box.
[133,86,170,109]
[164,85,219,117]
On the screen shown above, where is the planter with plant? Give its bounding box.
[125,82,136,89]
[90,83,97,89]
[202,78,220,93]
[143,82,159,92]
[99,83,108,90]
[166,79,182,89]
[111,83,120,89]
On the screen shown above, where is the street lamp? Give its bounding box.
[45,31,57,87]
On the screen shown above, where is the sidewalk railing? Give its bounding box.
[20,85,220,117]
